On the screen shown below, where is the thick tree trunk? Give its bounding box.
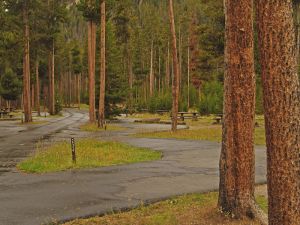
[88,20,96,122]
[256,1,300,224]
[23,1,32,122]
[98,0,106,128]
[149,40,154,97]
[169,0,179,132]
[35,60,40,116]
[218,0,256,218]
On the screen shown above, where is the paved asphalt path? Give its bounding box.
[0,110,267,225]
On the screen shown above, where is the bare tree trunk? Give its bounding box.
[98,0,106,128]
[35,60,40,116]
[256,1,300,224]
[88,19,96,122]
[31,84,35,109]
[78,74,81,109]
[149,40,154,97]
[127,43,134,112]
[48,41,55,115]
[166,41,170,89]
[169,0,179,132]
[23,1,32,122]
[187,45,190,110]
[219,0,257,219]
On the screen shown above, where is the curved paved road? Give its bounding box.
[0,109,88,173]
[0,110,267,225]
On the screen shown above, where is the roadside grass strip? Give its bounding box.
[64,192,267,225]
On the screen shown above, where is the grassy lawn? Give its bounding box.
[134,116,266,146]
[127,113,170,120]
[80,123,125,132]
[17,139,161,173]
[64,191,267,225]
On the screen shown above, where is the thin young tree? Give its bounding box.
[98,0,106,128]
[168,0,179,132]
[35,59,40,116]
[256,1,300,224]
[23,0,32,122]
[87,0,96,123]
[149,40,154,97]
[218,0,261,220]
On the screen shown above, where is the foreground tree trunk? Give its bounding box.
[23,1,32,122]
[98,0,106,128]
[88,20,96,123]
[168,0,179,132]
[256,1,300,224]
[219,0,257,219]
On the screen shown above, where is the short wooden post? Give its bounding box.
[71,138,76,164]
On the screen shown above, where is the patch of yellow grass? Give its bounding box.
[80,123,125,132]
[134,116,266,146]
[64,192,266,225]
[127,113,170,120]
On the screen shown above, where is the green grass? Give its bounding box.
[17,139,161,173]
[64,191,267,225]
[80,123,125,132]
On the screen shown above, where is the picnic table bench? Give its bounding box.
[156,110,169,115]
[171,112,200,121]
[213,114,223,124]
[0,111,12,119]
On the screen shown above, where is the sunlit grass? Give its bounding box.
[134,117,266,146]
[127,113,170,120]
[17,139,161,173]
[80,123,125,132]
[64,191,267,225]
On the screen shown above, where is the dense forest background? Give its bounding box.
[0,0,267,115]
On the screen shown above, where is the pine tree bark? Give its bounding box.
[35,60,40,116]
[98,0,106,128]
[48,41,55,115]
[218,0,256,218]
[256,1,300,224]
[78,74,81,109]
[165,41,170,88]
[88,19,96,123]
[23,1,32,123]
[149,40,154,97]
[169,0,179,132]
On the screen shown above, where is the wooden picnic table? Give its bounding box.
[156,110,169,115]
[213,114,223,124]
[0,111,11,119]
[173,112,200,121]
